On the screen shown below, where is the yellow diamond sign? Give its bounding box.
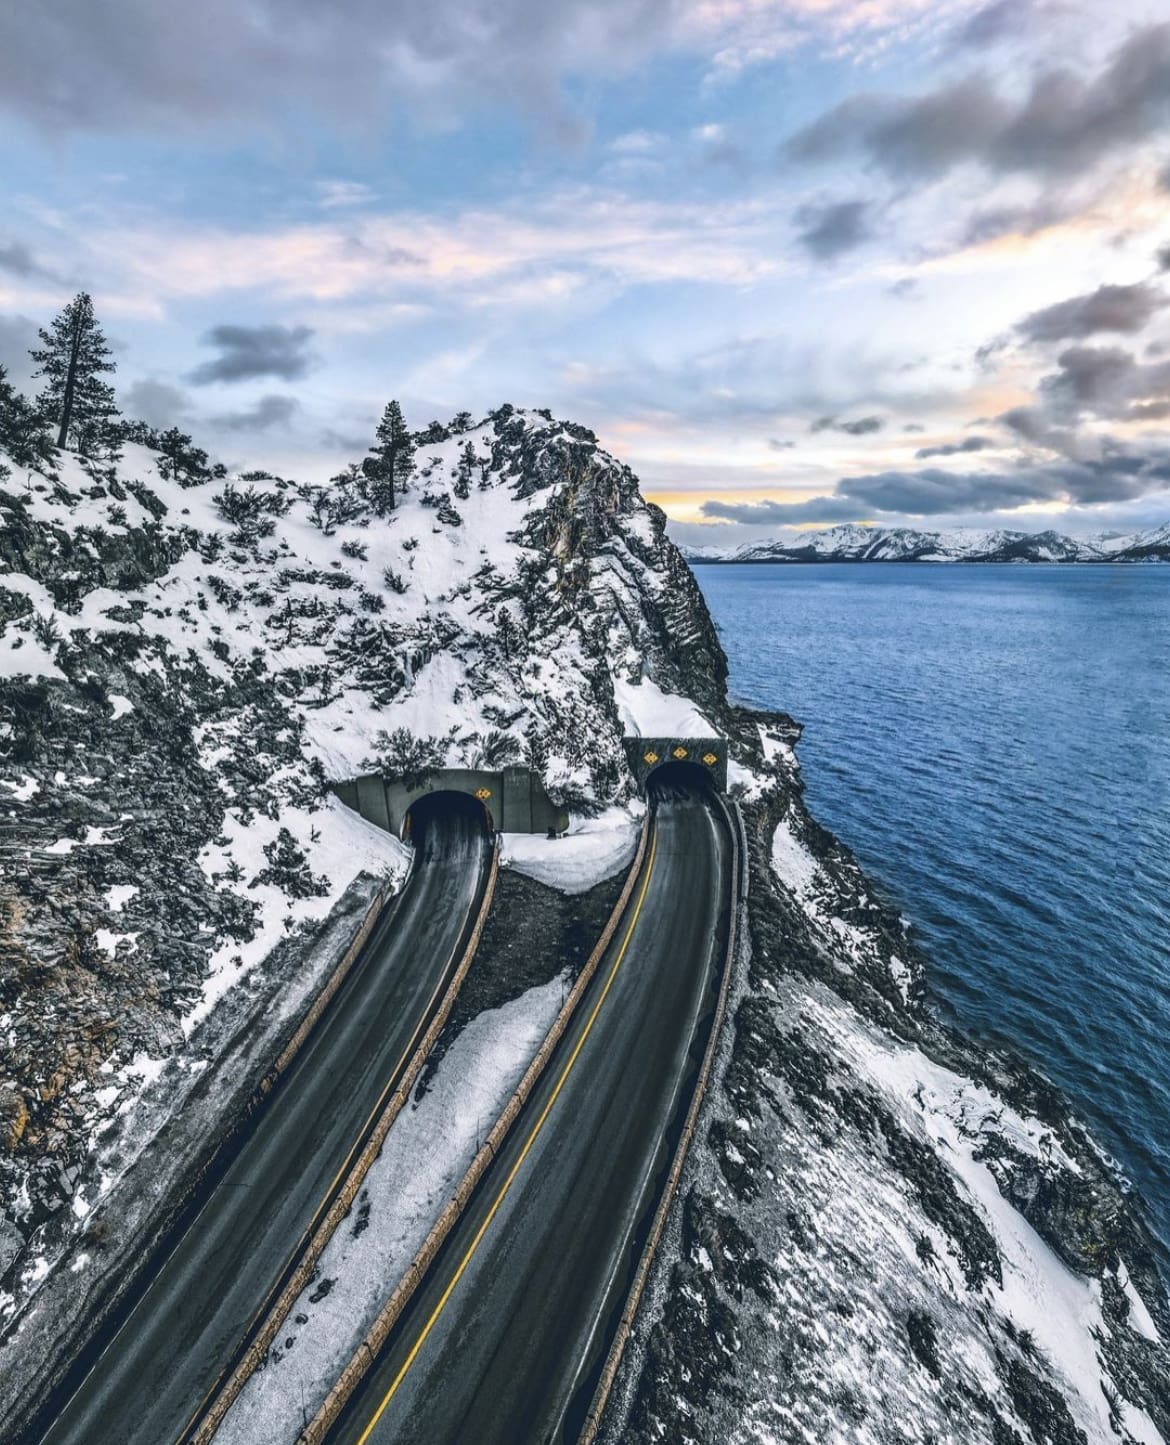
[474,788,492,800]
[672,746,688,760]
[643,750,659,765]
[703,752,718,766]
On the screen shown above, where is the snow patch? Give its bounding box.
[218,974,567,1445]
[501,804,640,893]
[613,673,713,738]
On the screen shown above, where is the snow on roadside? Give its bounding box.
[218,974,567,1445]
[501,803,641,893]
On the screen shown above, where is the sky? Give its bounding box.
[2,0,1170,546]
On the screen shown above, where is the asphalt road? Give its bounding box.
[37,804,493,1445]
[331,777,731,1445]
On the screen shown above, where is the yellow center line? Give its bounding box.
[354,824,661,1445]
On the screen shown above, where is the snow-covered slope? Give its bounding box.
[0,405,718,1281]
[2,411,1167,1444]
[684,522,1170,564]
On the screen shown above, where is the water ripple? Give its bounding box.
[699,563,1170,1258]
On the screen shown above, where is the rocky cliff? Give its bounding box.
[1,411,1167,1443]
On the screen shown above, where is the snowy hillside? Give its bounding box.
[684,522,1170,564]
[2,409,1168,1445]
[0,405,720,1285]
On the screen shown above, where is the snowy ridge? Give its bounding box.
[683,522,1170,564]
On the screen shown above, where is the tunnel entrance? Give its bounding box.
[332,765,569,837]
[403,789,491,846]
[624,737,727,794]
[645,759,716,796]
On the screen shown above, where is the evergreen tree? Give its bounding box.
[454,440,476,499]
[155,426,220,486]
[29,292,120,455]
[363,400,415,515]
[0,365,52,469]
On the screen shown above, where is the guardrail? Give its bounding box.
[185,840,501,1445]
[294,811,653,1445]
[577,791,744,1445]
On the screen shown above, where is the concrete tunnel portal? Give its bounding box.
[332,737,729,841]
[332,765,569,840]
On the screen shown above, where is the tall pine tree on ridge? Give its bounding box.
[29,292,120,457]
[362,399,415,515]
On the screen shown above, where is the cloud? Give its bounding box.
[86,191,779,316]
[810,414,883,435]
[844,455,1170,512]
[121,378,192,428]
[317,180,376,210]
[1130,400,1170,421]
[1038,344,1170,419]
[768,437,795,450]
[609,129,665,155]
[211,393,299,431]
[784,23,1170,180]
[915,435,993,458]
[1016,282,1166,342]
[794,199,870,260]
[0,0,686,141]
[954,0,1043,50]
[961,194,1074,247]
[1157,244,1170,272]
[320,425,375,451]
[189,324,315,384]
[0,240,60,281]
[0,312,39,387]
[700,443,1170,523]
[701,495,862,525]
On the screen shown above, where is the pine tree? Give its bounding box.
[155,426,218,486]
[29,292,120,455]
[0,365,52,469]
[363,400,415,515]
[454,440,476,499]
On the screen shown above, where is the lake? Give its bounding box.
[696,562,1170,1259]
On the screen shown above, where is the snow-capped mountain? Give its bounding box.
[2,412,1167,1445]
[684,522,1170,564]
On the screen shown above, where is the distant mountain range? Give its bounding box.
[681,522,1170,565]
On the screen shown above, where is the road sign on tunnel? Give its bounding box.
[624,737,728,792]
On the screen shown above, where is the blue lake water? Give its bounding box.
[696,563,1170,1259]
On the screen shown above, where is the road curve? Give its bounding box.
[36,806,493,1445]
[329,777,732,1445]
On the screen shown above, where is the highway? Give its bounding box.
[329,773,732,1445]
[36,801,494,1445]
